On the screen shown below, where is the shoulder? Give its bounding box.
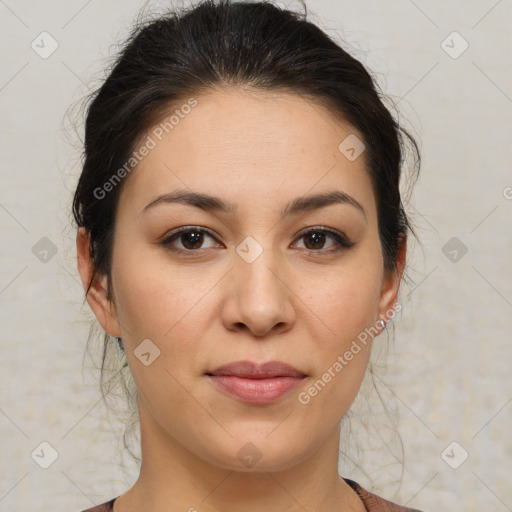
[80,497,117,512]
[344,478,424,512]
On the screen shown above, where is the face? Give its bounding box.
[79,87,403,473]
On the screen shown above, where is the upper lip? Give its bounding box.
[207,360,306,379]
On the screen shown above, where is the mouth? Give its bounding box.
[206,360,307,404]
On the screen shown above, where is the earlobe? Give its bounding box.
[76,227,121,337]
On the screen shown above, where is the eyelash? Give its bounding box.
[160,225,355,256]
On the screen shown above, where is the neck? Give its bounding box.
[115,402,365,512]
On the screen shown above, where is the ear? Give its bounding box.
[377,235,406,325]
[76,227,121,338]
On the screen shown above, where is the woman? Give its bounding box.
[73,1,423,510]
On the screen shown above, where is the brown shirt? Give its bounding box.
[80,478,423,511]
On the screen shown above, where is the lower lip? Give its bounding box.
[207,375,304,404]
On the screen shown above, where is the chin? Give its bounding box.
[196,430,314,473]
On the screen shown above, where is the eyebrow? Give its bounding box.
[140,189,366,220]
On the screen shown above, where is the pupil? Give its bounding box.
[305,231,325,249]
[182,231,203,249]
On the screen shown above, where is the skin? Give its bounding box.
[77,86,405,512]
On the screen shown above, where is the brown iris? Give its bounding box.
[180,230,204,250]
[303,231,326,250]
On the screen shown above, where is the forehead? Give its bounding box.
[119,87,375,217]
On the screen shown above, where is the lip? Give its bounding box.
[206,360,306,404]
[208,360,306,379]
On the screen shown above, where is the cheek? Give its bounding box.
[302,262,382,346]
[111,255,211,417]
[295,264,382,414]
[112,249,205,340]
[110,251,224,395]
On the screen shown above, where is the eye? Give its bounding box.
[160,225,355,255]
[293,227,355,253]
[160,226,222,253]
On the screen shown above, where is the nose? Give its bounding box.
[221,248,296,338]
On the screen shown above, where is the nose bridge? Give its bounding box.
[224,234,295,336]
[237,238,282,295]
[236,235,285,302]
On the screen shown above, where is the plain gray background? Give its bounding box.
[0,0,511,510]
